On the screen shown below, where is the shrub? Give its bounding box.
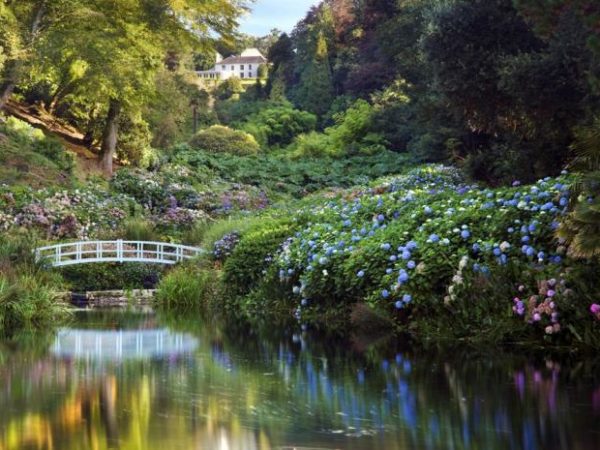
[289,131,337,158]
[215,77,244,101]
[222,218,292,297]
[189,125,260,155]
[289,100,387,158]
[239,105,317,148]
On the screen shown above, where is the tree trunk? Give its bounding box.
[0,62,19,111]
[99,99,121,176]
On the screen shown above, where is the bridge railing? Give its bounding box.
[35,240,204,267]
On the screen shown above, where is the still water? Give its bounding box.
[1,309,599,450]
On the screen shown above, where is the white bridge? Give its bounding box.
[35,240,204,267]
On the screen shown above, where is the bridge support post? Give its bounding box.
[117,239,123,263]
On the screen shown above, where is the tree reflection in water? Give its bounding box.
[0,310,599,450]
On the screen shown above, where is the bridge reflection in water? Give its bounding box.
[51,329,199,360]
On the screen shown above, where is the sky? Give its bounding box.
[239,0,320,36]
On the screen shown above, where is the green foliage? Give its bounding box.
[59,263,163,291]
[198,215,269,250]
[293,32,335,117]
[0,116,74,173]
[189,125,260,155]
[143,69,201,149]
[172,146,413,198]
[155,262,219,310]
[0,232,69,334]
[0,274,69,334]
[204,165,600,348]
[239,104,317,148]
[215,76,244,101]
[558,117,600,258]
[222,218,292,297]
[327,100,387,155]
[121,217,158,242]
[290,100,387,158]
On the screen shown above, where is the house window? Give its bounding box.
[249,64,252,69]
[231,65,234,70]
[241,73,245,78]
[222,65,225,70]
[240,65,244,70]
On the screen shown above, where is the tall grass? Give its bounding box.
[121,216,158,241]
[155,261,221,310]
[0,232,70,334]
[0,274,69,333]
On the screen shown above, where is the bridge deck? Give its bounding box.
[35,240,204,267]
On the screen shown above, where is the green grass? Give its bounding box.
[0,115,75,189]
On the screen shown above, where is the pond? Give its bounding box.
[1,309,599,450]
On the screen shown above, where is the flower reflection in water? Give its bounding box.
[0,310,599,450]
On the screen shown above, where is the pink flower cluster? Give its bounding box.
[512,278,565,335]
[591,304,600,321]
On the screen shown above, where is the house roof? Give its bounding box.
[219,55,267,65]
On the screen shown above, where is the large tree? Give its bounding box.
[0,0,96,110]
[6,0,248,175]
[295,32,335,118]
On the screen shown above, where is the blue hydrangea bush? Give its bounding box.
[221,165,600,347]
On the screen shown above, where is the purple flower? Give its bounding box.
[357,270,365,278]
[395,300,404,309]
[382,289,390,299]
[590,304,600,314]
[461,230,471,239]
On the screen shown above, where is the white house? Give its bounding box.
[197,48,267,81]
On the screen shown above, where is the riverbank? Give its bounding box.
[157,165,600,351]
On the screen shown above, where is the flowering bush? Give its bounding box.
[213,232,241,261]
[153,207,208,229]
[217,165,600,346]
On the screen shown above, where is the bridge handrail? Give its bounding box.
[35,240,202,253]
[35,240,204,267]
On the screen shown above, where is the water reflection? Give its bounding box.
[51,329,198,360]
[0,310,599,450]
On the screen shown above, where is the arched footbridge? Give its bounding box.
[35,240,204,267]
